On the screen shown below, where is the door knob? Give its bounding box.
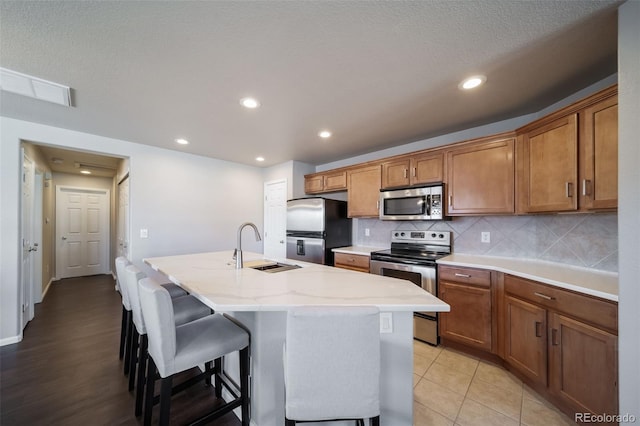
[61,236,67,240]
[280,240,284,244]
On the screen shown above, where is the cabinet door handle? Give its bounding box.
[551,328,560,346]
[535,321,543,338]
[582,179,591,196]
[454,273,471,278]
[534,292,555,301]
[412,167,416,177]
[404,168,408,178]
[448,195,453,208]
[565,182,573,197]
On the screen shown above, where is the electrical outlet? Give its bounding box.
[380,312,393,333]
[365,228,370,237]
[140,228,148,239]
[481,231,490,243]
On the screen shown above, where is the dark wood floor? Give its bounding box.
[0,274,241,426]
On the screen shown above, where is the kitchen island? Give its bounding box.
[144,250,450,426]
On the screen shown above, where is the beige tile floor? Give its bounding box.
[413,341,579,426]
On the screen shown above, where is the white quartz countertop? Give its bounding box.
[331,246,385,256]
[144,250,450,312]
[437,254,618,302]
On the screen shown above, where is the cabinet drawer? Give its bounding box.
[504,275,617,332]
[334,252,370,272]
[438,266,490,288]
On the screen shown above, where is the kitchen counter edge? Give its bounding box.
[437,254,618,302]
[331,246,384,256]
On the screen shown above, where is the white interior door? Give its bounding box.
[33,170,44,303]
[117,176,130,259]
[263,179,287,259]
[21,153,35,329]
[56,186,110,279]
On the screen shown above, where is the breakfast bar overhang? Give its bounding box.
[144,251,450,425]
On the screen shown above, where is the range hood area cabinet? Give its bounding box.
[516,86,618,214]
[380,151,444,189]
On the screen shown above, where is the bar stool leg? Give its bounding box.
[123,310,133,375]
[214,358,222,398]
[129,328,139,391]
[240,347,250,426]
[159,376,173,426]
[135,334,148,417]
[144,357,156,426]
[119,306,127,359]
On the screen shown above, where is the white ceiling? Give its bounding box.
[0,1,619,168]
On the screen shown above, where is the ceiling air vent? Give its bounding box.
[0,67,71,107]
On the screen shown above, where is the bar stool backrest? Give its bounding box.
[115,257,131,310]
[124,264,147,335]
[285,305,381,421]
[138,278,177,377]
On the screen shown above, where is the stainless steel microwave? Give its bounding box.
[379,184,445,220]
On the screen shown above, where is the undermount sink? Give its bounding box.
[248,262,301,273]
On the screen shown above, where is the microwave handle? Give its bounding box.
[426,194,431,216]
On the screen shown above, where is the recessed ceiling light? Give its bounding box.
[80,170,91,175]
[255,156,265,162]
[175,138,189,145]
[459,75,487,90]
[240,97,260,109]
[319,130,332,139]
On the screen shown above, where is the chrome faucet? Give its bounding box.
[235,222,262,269]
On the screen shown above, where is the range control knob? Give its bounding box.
[431,233,437,238]
[439,234,444,238]
[400,232,405,237]
[394,232,399,237]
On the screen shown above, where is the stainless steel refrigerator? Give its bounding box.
[286,198,352,265]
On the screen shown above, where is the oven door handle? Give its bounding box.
[370,256,428,265]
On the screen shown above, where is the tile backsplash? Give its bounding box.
[354,213,618,273]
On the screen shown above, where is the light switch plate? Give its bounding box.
[140,229,148,239]
[481,231,490,243]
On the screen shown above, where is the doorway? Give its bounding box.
[55,186,110,279]
[263,179,287,259]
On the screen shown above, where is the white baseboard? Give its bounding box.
[0,334,22,347]
[41,278,54,300]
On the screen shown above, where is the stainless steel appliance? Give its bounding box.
[379,183,445,221]
[286,197,351,265]
[370,230,451,345]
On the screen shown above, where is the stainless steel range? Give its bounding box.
[370,230,451,346]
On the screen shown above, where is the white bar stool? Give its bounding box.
[138,278,251,426]
[123,265,212,417]
[284,306,381,426]
[115,257,189,376]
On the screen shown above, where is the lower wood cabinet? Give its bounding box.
[438,266,493,352]
[334,252,370,273]
[503,274,618,421]
[548,312,618,417]
[504,295,547,386]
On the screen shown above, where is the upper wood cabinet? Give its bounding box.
[304,170,347,194]
[381,151,443,189]
[519,114,579,213]
[580,94,618,210]
[517,86,618,213]
[347,165,381,217]
[446,136,515,215]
